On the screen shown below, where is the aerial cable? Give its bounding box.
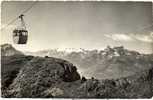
[1,17,18,31]
[1,1,38,31]
[22,1,38,14]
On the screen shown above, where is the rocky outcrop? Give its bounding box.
[1,44,23,56]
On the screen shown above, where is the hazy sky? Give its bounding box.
[1,1,153,53]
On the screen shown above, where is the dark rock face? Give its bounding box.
[58,61,80,82]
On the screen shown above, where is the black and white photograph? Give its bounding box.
[1,0,153,98]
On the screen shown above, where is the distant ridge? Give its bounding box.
[24,45,153,79]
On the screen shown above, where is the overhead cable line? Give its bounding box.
[1,1,38,31]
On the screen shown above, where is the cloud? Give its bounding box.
[131,33,153,43]
[104,34,133,41]
[104,33,153,43]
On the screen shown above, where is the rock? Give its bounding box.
[81,76,87,83]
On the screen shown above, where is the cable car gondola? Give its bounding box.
[13,14,28,44]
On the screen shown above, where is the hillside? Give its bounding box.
[1,55,153,98]
[1,44,153,98]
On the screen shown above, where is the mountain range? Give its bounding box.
[1,44,153,98]
[24,46,153,79]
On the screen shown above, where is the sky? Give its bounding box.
[1,1,153,53]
